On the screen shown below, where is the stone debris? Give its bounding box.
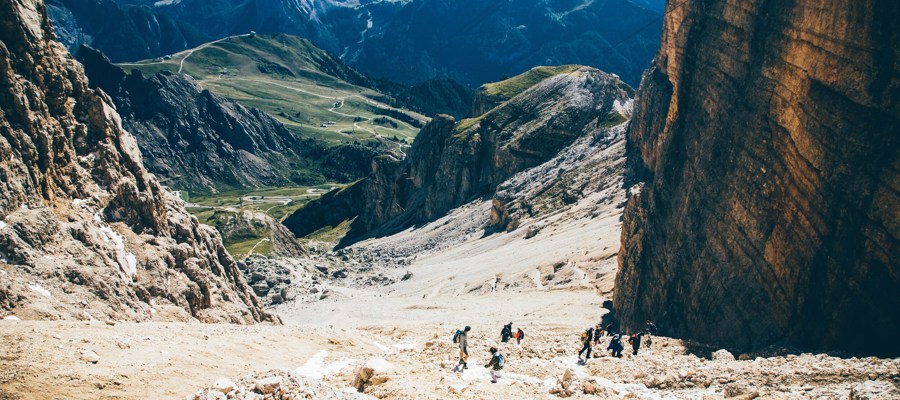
[189,370,373,400]
[850,380,900,400]
[79,349,100,364]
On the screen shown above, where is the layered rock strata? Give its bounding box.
[615,0,899,355]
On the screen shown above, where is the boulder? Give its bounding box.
[350,367,375,392]
[251,281,270,297]
[80,349,100,364]
[711,350,735,362]
[254,376,281,395]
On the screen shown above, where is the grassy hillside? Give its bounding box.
[122,34,428,147]
[481,65,582,100]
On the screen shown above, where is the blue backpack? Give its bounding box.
[452,329,463,343]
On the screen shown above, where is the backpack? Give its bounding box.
[496,353,505,368]
[452,329,463,343]
[581,332,588,342]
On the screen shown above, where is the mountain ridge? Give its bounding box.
[47,0,662,87]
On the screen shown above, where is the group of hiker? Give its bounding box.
[579,320,658,362]
[451,320,658,383]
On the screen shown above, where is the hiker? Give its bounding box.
[645,320,658,335]
[628,332,643,356]
[500,322,513,343]
[644,320,657,349]
[452,326,471,371]
[607,333,624,357]
[484,346,505,383]
[593,323,604,345]
[515,328,525,344]
[578,327,594,361]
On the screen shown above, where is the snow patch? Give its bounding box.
[365,357,394,371]
[3,316,21,321]
[28,284,51,298]
[98,225,125,250]
[391,341,417,351]
[72,198,88,207]
[0,221,6,229]
[295,350,355,379]
[125,253,138,277]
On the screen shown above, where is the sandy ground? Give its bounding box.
[0,190,625,399]
[2,135,897,399]
[4,201,896,399]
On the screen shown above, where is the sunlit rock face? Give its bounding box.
[615,0,899,355]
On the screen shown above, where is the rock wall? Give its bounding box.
[0,0,276,323]
[285,66,633,243]
[615,0,899,355]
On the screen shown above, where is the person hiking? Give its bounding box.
[500,322,513,343]
[578,327,594,361]
[628,332,643,356]
[593,323,604,345]
[484,346,505,383]
[515,328,525,345]
[452,326,471,371]
[607,332,624,357]
[644,320,657,349]
[645,320,658,335]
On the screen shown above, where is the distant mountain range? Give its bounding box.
[47,0,663,86]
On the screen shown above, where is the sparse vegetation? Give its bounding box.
[125,34,428,147]
[481,65,582,100]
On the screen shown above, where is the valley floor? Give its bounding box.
[1,196,897,399]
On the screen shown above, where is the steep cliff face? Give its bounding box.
[0,0,275,323]
[285,66,633,242]
[616,0,899,355]
[77,46,321,193]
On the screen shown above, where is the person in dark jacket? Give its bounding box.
[628,332,643,356]
[578,327,594,361]
[500,322,513,343]
[515,328,525,344]
[607,333,624,357]
[593,323,604,345]
[484,346,504,383]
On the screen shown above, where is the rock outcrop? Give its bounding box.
[615,0,899,355]
[0,0,275,323]
[284,66,633,243]
[77,46,323,193]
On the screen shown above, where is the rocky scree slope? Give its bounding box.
[615,0,899,355]
[0,0,275,323]
[76,45,325,193]
[284,66,633,244]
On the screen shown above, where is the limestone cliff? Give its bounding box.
[0,0,275,323]
[284,66,633,243]
[615,0,899,355]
